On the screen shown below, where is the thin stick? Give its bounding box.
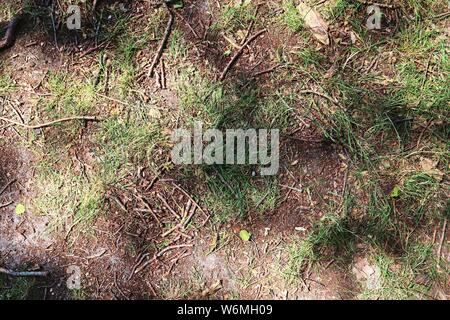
[0,267,49,277]
[251,64,282,78]
[0,201,13,210]
[240,4,261,45]
[93,0,100,12]
[50,4,59,50]
[300,90,345,110]
[147,4,174,78]
[174,10,199,38]
[437,218,447,260]
[157,193,181,219]
[96,92,130,106]
[0,116,101,130]
[134,244,193,275]
[171,182,209,218]
[0,179,16,197]
[219,29,267,81]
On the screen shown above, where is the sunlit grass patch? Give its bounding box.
[0,74,16,96]
[214,0,257,35]
[281,0,303,33]
[359,243,438,299]
[33,165,105,236]
[168,28,189,61]
[97,115,162,185]
[43,72,96,116]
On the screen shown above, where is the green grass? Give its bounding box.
[325,0,360,22]
[0,276,34,300]
[168,28,189,61]
[400,172,444,224]
[183,164,278,224]
[44,72,96,116]
[175,64,289,224]
[215,0,256,35]
[98,116,162,185]
[295,46,326,68]
[281,0,303,33]
[0,74,16,96]
[359,243,438,299]
[283,211,356,283]
[0,1,21,20]
[33,165,104,235]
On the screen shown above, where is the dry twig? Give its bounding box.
[438,218,447,260]
[219,29,267,81]
[146,3,174,78]
[0,116,101,129]
[0,179,16,197]
[0,267,49,277]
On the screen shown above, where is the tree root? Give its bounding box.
[0,15,20,51]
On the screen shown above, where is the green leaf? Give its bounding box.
[239,229,251,242]
[224,49,232,57]
[15,203,26,215]
[390,186,401,199]
[173,0,184,9]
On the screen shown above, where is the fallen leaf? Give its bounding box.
[419,157,444,181]
[390,186,401,199]
[350,31,357,44]
[297,3,330,45]
[15,203,26,216]
[173,0,184,9]
[239,229,252,242]
[201,280,222,297]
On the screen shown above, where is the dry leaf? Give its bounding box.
[297,2,330,45]
[201,280,223,297]
[419,157,444,181]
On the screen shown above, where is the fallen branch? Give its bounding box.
[0,115,101,130]
[219,29,267,81]
[147,3,174,78]
[174,10,199,38]
[0,267,49,277]
[156,193,181,219]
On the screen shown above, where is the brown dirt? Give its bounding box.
[0,0,387,300]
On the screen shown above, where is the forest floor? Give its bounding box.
[0,0,449,300]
